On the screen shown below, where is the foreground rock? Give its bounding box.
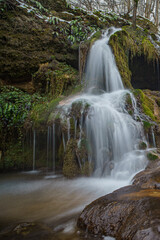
[77,160,160,240]
[0,222,53,240]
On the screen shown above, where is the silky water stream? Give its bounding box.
[0,28,148,240]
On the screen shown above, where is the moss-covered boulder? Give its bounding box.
[32,60,78,95]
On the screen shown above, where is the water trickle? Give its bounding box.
[47,126,50,169]
[33,129,36,171]
[53,124,55,172]
[62,132,66,151]
[67,118,70,142]
[74,118,77,139]
[151,126,156,148]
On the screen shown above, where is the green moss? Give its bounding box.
[147,152,158,161]
[109,30,133,88]
[63,139,80,178]
[31,97,61,128]
[89,31,102,45]
[133,89,155,121]
[141,37,157,61]
[109,26,158,88]
[32,61,78,97]
[139,141,147,150]
[81,161,93,177]
[143,121,152,130]
[2,143,33,170]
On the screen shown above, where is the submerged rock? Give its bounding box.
[0,222,53,240]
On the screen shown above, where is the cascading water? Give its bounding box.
[62,27,147,179]
[86,28,123,93]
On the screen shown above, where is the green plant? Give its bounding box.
[0,86,46,129]
[67,18,98,44]
[147,152,158,161]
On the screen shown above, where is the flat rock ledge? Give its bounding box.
[77,160,160,240]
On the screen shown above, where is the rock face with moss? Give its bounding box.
[109,26,160,90]
[32,60,78,96]
[0,0,78,87]
[52,99,93,178]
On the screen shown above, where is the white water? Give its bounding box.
[86,28,123,93]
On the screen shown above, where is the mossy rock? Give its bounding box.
[81,161,93,177]
[32,60,78,96]
[2,143,33,171]
[143,121,153,131]
[109,26,159,89]
[133,89,155,121]
[139,141,147,150]
[109,30,133,88]
[63,139,80,178]
[147,152,159,161]
[31,97,61,128]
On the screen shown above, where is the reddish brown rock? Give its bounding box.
[77,184,160,239]
[77,159,160,239]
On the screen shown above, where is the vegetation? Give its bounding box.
[0,86,47,170]
[109,26,158,88]
[133,89,155,121]
[147,152,158,161]
[30,97,61,128]
[32,60,78,96]
[0,86,45,130]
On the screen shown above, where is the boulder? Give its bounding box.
[77,160,160,239]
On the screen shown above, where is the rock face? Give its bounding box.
[0,0,78,85]
[130,55,160,91]
[77,160,160,240]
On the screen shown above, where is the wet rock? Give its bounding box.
[139,141,147,150]
[147,151,159,161]
[63,139,80,178]
[77,159,160,239]
[133,159,160,189]
[0,222,53,240]
[77,185,160,240]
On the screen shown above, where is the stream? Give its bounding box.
[0,172,131,239]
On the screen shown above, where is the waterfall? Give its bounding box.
[59,27,147,178]
[86,28,123,93]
